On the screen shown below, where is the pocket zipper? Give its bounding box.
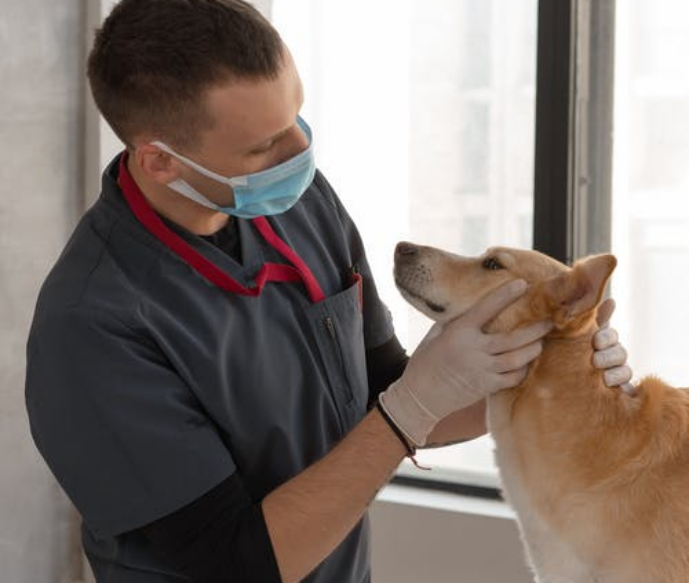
[323,316,354,403]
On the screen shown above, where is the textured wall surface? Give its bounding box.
[0,1,85,580]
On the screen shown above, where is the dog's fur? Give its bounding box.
[394,242,689,583]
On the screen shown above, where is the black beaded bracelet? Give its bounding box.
[376,401,416,458]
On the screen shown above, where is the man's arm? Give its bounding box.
[262,408,406,582]
[423,399,488,447]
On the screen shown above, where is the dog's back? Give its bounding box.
[489,372,688,582]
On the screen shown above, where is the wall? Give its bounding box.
[0,0,85,580]
[370,487,534,583]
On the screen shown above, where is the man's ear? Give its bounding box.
[135,143,182,185]
[540,254,617,326]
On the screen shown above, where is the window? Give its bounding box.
[611,0,689,387]
[271,0,689,488]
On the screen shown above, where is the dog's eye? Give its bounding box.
[482,257,504,271]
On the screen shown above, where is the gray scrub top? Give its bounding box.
[25,154,395,582]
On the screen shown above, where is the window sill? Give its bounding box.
[375,481,516,521]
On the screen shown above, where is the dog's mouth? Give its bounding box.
[395,280,447,314]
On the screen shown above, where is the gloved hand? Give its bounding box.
[593,298,634,392]
[379,279,553,446]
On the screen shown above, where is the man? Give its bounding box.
[25,1,632,581]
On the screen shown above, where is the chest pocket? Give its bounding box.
[305,280,367,434]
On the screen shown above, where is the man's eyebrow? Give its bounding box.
[247,126,291,152]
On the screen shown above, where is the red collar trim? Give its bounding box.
[117,152,325,303]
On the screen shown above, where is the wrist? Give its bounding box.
[379,379,439,446]
[375,401,416,457]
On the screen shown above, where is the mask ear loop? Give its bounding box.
[150,141,247,187]
[164,178,223,211]
[148,141,243,211]
[150,115,313,188]
[149,115,314,207]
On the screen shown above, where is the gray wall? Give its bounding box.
[370,497,533,583]
[0,1,85,580]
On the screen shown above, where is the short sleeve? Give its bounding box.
[25,306,235,539]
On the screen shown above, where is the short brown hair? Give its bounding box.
[87,0,284,150]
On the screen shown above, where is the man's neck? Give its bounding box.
[126,155,231,236]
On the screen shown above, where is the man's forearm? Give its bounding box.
[261,408,406,583]
[423,399,487,448]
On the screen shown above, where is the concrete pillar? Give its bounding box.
[0,1,85,580]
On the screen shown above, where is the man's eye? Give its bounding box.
[482,257,504,270]
[250,141,276,155]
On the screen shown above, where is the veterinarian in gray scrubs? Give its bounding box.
[25,1,632,581]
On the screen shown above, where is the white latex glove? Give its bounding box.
[593,298,634,392]
[379,279,553,446]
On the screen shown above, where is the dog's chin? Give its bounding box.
[396,284,450,322]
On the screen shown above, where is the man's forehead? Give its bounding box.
[203,51,302,152]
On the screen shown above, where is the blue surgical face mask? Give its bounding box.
[151,116,316,219]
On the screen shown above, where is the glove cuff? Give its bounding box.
[379,378,441,447]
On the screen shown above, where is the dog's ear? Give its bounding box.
[540,254,617,327]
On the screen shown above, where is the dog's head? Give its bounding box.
[394,242,617,334]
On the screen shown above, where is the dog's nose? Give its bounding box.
[395,242,419,257]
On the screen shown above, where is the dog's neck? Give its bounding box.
[523,317,606,395]
[495,317,626,488]
[546,321,598,348]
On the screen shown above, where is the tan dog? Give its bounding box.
[394,242,688,583]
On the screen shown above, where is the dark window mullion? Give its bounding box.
[533,0,576,264]
[533,0,616,264]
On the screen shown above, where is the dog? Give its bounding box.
[393,241,688,583]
